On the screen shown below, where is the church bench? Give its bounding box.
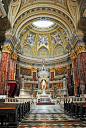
[64,99,71,114]
[65,101,86,120]
[4,101,30,120]
[79,102,86,121]
[0,103,19,127]
[72,101,86,119]
[5,102,22,122]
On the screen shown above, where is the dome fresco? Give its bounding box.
[17,25,69,58]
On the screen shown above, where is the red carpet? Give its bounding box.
[36,102,55,105]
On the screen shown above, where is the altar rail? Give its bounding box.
[5,98,32,103]
[4,97,86,104]
[63,97,85,103]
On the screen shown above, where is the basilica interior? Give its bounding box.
[0,0,86,127]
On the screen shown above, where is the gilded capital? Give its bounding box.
[70,52,77,60]
[66,64,70,69]
[1,45,13,54]
[12,52,17,60]
[32,68,37,72]
[17,64,21,69]
[50,68,54,72]
[75,46,86,55]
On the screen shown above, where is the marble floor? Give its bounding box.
[18,103,86,128]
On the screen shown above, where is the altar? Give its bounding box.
[36,60,53,104]
[37,94,51,103]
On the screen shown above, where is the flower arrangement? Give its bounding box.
[38,90,42,94]
[46,90,50,94]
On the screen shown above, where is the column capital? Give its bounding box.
[32,68,37,72]
[17,64,21,69]
[70,52,77,60]
[1,45,13,54]
[12,52,17,60]
[66,64,70,69]
[50,68,54,72]
[75,46,86,55]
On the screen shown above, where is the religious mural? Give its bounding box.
[38,35,48,46]
[20,67,31,76]
[37,47,49,58]
[24,32,35,47]
[55,67,67,75]
[18,29,27,43]
[22,47,32,57]
[51,32,63,45]
[54,45,65,56]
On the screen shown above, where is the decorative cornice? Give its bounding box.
[75,46,86,55]
[50,68,54,72]
[67,31,86,51]
[1,45,13,54]
[32,68,37,72]
[13,5,75,38]
[66,64,70,69]
[70,52,77,60]
[12,52,18,60]
[18,53,70,64]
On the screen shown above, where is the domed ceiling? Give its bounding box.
[17,17,69,59]
[1,0,86,65]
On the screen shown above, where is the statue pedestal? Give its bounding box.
[19,89,31,102]
[37,94,51,103]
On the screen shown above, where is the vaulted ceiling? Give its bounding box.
[0,0,86,64]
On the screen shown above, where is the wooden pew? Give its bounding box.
[79,102,86,121]
[4,101,30,121]
[0,103,19,127]
[73,101,86,120]
[4,102,22,122]
[68,101,86,120]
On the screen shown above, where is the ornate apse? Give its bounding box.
[0,0,86,98]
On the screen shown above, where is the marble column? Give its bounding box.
[0,45,13,94]
[75,46,86,94]
[50,68,54,89]
[63,77,67,89]
[21,76,24,89]
[70,52,79,96]
[66,64,71,95]
[9,52,17,80]
[32,68,37,88]
[16,64,21,84]
[15,64,21,96]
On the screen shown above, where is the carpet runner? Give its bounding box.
[36,102,55,105]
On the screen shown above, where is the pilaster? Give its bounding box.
[70,51,79,96]
[32,68,37,81]
[66,64,71,95]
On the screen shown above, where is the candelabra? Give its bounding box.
[6,85,10,98]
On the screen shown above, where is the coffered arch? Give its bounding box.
[12,4,75,40]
